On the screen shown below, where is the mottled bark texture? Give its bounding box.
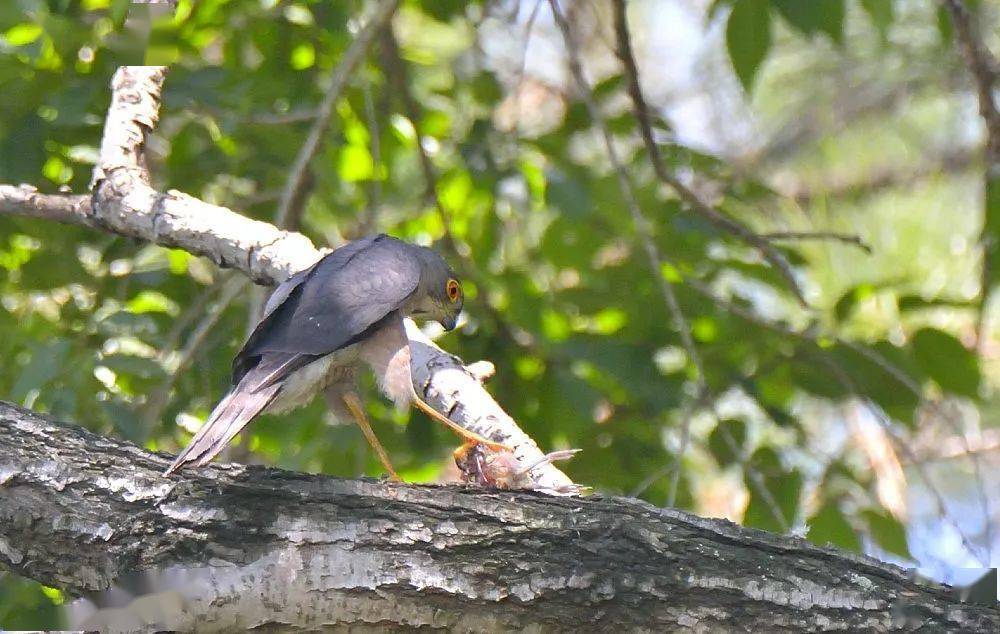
[1,402,997,632]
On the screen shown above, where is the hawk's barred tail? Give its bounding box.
[163,379,280,475]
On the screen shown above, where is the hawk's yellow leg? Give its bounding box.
[409,388,511,452]
[343,391,400,481]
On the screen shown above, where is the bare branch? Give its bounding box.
[941,0,1000,360]
[380,24,458,251]
[0,185,95,228]
[550,0,753,520]
[941,0,1000,154]
[274,0,400,230]
[611,0,807,307]
[761,231,873,254]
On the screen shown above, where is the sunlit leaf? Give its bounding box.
[126,291,180,316]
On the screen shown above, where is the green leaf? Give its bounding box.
[985,173,1000,288]
[4,23,43,46]
[708,418,747,467]
[744,450,801,533]
[911,328,980,398]
[338,144,374,182]
[807,502,861,552]
[592,74,624,100]
[725,0,772,91]
[860,0,893,41]
[772,0,844,44]
[862,510,911,560]
[936,5,954,46]
[770,0,822,35]
[833,284,875,322]
[126,290,180,316]
[545,169,590,217]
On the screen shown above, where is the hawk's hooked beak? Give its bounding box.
[440,315,458,331]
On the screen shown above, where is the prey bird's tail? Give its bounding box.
[163,375,281,475]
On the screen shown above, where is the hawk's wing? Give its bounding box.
[233,234,421,390]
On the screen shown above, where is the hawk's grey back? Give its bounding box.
[233,234,422,390]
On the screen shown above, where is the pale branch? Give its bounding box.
[1,402,998,632]
[610,0,807,307]
[274,0,400,230]
[0,65,574,492]
[0,185,95,228]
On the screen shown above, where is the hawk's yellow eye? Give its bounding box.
[446,279,461,303]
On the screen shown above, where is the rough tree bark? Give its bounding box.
[2,401,997,632]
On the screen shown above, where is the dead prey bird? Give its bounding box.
[164,234,507,478]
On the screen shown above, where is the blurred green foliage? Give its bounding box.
[1,0,998,622]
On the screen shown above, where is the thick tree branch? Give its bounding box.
[0,65,575,493]
[1,402,997,631]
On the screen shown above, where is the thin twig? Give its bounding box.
[142,275,249,433]
[941,0,1000,147]
[941,0,1000,361]
[380,25,457,252]
[610,0,807,307]
[820,354,989,565]
[551,0,770,522]
[274,0,400,229]
[510,0,545,133]
[361,71,383,235]
[687,271,991,558]
[761,231,872,254]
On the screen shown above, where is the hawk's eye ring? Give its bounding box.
[446,279,461,303]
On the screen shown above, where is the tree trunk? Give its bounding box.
[0,401,996,632]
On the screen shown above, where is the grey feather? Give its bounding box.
[163,356,288,475]
[232,234,421,388]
